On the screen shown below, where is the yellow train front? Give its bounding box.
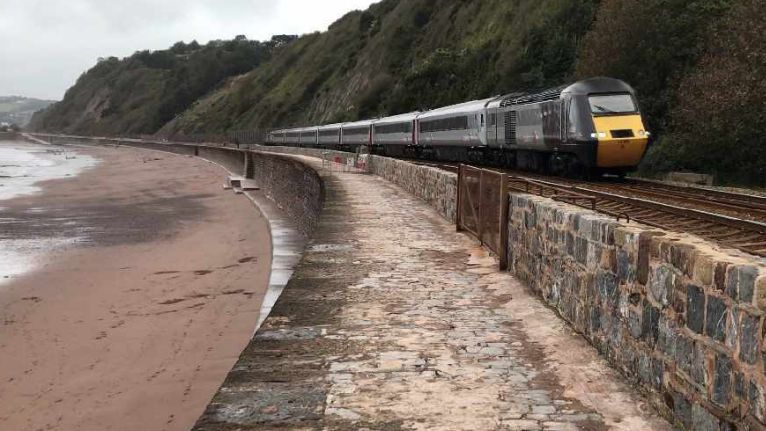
[494,77,650,177]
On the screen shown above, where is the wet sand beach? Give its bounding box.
[0,143,272,431]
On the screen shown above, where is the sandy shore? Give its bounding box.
[0,144,272,431]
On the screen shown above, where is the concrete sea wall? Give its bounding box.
[508,193,766,430]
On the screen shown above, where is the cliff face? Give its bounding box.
[29,38,281,136]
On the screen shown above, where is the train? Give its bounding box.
[266,77,651,177]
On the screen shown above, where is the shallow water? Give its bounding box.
[0,140,96,200]
[0,140,97,285]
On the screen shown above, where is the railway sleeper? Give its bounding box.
[727,234,765,245]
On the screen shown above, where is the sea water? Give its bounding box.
[0,140,98,285]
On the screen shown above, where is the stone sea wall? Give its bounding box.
[248,151,324,239]
[366,156,457,223]
[196,145,246,174]
[124,140,197,157]
[30,136,325,240]
[252,146,459,223]
[507,193,766,430]
[190,146,324,238]
[254,144,349,161]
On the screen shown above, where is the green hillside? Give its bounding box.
[31,0,765,185]
[29,36,291,135]
[160,0,599,134]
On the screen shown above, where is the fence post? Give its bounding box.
[499,173,509,271]
[456,164,463,231]
[478,170,485,246]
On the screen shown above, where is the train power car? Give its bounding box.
[270,77,650,177]
[488,77,650,177]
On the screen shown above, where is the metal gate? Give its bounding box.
[456,165,510,269]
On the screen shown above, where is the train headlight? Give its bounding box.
[591,132,607,139]
[638,130,651,137]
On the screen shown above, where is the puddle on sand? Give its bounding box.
[0,238,83,286]
[0,140,98,286]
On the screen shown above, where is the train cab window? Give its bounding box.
[568,100,585,139]
[481,114,485,127]
[588,94,636,115]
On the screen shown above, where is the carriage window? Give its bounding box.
[375,122,412,134]
[588,94,636,115]
[343,127,369,136]
[319,129,340,137]
[420,116,469,133]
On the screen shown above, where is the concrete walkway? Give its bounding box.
[194,156,673,431]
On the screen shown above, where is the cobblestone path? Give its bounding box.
[194,158,673,431]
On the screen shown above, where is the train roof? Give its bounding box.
[316,123,344,131]
[283,126,317,133]
[418,97,497,120]
[499,77,634,107]
[341,119,375,129]
[375,111,420,125]
[562,77,635,96]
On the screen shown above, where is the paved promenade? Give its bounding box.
[194,156,673,430]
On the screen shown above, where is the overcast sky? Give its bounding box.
[0,0,378,100]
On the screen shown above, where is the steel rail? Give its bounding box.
[515,176,766,257]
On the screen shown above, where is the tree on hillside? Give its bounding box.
[644,0,766,185]
[576,0,732,133]
[514,0,598,89]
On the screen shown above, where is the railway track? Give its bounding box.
[414,161,766,220]
[491,169,766,223]
[506,175,766,257]
[616,178,766,222]
[411,162,766,256]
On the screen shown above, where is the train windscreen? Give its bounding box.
[588,94,636,115]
